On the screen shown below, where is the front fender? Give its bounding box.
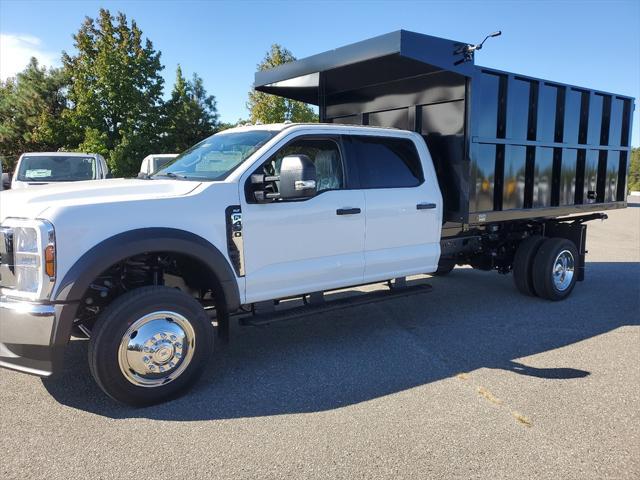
[51,228,240,350]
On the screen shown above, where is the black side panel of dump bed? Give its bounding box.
[468,68,633,224]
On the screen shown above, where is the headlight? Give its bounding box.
[15,253,41,293]
[14,227,42,293]
[15,227,39,253]
[1,218,55,300]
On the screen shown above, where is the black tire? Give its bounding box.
[512,235,544,296]
[88,286,214,406]
[532,238,579,301]
[433,259,455,276]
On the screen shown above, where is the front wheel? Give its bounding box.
[88,286,214,406]
[532,238,579,301]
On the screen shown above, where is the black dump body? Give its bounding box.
[254,30,634,236]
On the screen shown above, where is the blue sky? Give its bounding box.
[1,0,638,145]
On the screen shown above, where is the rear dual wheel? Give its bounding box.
[532,238,578,301]
[512,235,544,296]
[513,236,578,301]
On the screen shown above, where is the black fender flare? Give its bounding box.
[51,228,240,348]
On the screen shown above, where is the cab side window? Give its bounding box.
[350,136,423,188]
[262,137,344,193]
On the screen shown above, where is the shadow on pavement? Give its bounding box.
[42,261,639,420]
[504,361,589,379]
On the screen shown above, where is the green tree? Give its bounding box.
[628,147,640,192]
[62,9,165,176]
[247,44,318,124]
[0,58,68,171]
[162,65,219,152]
[216,121,239,132]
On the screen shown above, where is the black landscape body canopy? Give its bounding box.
[255,30,635,231]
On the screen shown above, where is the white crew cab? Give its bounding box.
[11,152,109,189]
[0,124,443,405]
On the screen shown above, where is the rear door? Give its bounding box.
[346,134,441,282]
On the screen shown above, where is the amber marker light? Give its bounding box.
[45,245,56,278]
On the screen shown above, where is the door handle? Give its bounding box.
[416,203,437,210]
[336,207,361,215]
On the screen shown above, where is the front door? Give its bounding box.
[241,135,365,303]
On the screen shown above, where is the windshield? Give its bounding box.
[153,130,277,181]
[17,156,97,182]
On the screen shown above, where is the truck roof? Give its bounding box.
[220,122,412,134]
[21,152,99,157]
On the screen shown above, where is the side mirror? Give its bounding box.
[2,172,11,190]
[279,155,317,199]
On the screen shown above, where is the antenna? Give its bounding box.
[454,30,502,65]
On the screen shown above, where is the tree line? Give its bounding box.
[0,8,316,176]
[629,148,640,192]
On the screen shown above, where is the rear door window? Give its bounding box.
[349,136,423,188]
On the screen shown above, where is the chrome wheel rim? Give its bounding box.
[552,249,575,292]
[118,311,195,387]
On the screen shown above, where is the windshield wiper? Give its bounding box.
[153,172,188,180]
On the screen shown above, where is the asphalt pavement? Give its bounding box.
[1,200,638,479]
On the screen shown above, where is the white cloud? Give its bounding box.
[0,33,59,80]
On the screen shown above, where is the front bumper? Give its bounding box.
[0,296,61,376]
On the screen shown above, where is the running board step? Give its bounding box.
[239,283,432,327]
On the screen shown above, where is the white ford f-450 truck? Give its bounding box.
[0,123,618,405]
[0,31,634,406]
[0,124,449,405]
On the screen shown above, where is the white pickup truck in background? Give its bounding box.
[10,152,109,189]
[0,123,607,405]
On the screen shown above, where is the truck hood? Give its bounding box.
[0,178,202,221]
